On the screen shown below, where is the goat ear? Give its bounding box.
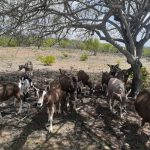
[107,64,111,67]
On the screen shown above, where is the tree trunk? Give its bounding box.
[130,58,142,98]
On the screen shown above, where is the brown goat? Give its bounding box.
[134,89,150,133]
[107,64,121,76]
[77,70,93,94]
[0,82,23,116]
[101,71,113,95]
[101,71,113,88]
[18,61,33,76]
[115,67,132,84]
[58,69,77,110]
[36,80,67,132]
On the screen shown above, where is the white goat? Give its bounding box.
[108,78,131,118]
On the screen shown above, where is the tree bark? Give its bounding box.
[130,58,142,98]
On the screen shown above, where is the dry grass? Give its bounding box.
[0,47,150,73]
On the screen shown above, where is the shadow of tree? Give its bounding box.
[9,109,48,150]
[121,122,149,150]
[0,69,150,150]
[95,104,120,137]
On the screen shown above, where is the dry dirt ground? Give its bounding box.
[0,47,150,150]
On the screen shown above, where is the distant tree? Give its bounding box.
[0,0,150,97]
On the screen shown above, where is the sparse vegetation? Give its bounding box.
[59,39,73,48]
[42,38,56,47]
[37,55,56,66]
[79,38,118,53]
[141,67,150,88]
[80,54,88,61]
[0,36,149,58]
[0,47,150,149]
[62,52,69,58]
[129,66,150,89]
[143,47,150,57]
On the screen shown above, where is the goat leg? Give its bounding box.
[0,112,2,118]
[14,99,17,106]
[48,104,54,133]
[111,99,117,114]
[120,103,123,119]
[24,102,30,112]
[58,103,61,114]
[47,108,50,122]
[17,100,23,114]
[109,98,112,111]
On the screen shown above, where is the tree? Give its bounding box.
[0,0,150,97]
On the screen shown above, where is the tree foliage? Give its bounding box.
[0,0,149,59]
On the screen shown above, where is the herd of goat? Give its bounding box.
[0,61,150,134]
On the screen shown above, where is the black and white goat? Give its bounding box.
[18,76,33,102]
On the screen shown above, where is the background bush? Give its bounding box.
[141,67,150,88]
[37,55,56,66]
[143,48,150,57]
[43,38,56,47]
[62,52,69,58]
[0,35,148,57]
[80,54,88,61]
[78,38,118,53]
[59,39,73,48]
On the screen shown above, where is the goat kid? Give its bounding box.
[18,61,33,76]
[108,78,131,118]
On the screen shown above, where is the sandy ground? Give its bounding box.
[0,47,150,150]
